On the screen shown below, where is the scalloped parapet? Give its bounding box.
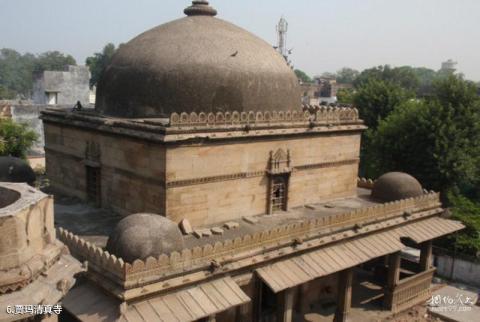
[57,227,125,280]
[357,177,376,189]
[123,192,440,281]
[169,105,360,127]
[57,192,441,289]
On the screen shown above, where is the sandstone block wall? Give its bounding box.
[165,134,360,225]
[44,122,361,226]
[0,185,55,271]
[44,123,166,215]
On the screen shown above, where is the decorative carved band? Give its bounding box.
[169,105,360,127]
[295,159,358,171]
[166,171,265,188]
[166,159,359,188]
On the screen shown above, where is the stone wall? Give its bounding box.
[44,122,166,215]
[32,65,90,105]
[44,121,361,225]
[434,253,480,288]
[166,134,360,225]
[0,184,55,271]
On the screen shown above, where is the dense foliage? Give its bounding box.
[0,49,76,99]
[335,67,359,84]
[360,75,480,257]
[366,75,480,195]
[0,119,38,159]
[85,43,117,88]
[294,69,312,83]
[437,193,480,256]
[336,88,354,104]
[353,79,414,129]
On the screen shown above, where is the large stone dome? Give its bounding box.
[106,213,185,263]
[371,172,424,202]
[95,1,300,118]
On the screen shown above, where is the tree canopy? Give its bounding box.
[33,51,76,75]
[85,43,117,88]
[353,79,414,129]
[354,65,419,92]
[336,67,359,84]
[0,48,76,99]
[0,119,38,159]
[366,75,480,195]
[294,69,312,83]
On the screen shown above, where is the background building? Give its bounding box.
[32,65,90,106]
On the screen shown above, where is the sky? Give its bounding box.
[1,0,479,81]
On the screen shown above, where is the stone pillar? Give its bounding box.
[384,251,401,309]
[252,277,262,322]
[334,268,353,322]
[277,287,295,322]
[419,240,433,271]
[203,315,216,322]
[297,283,309,315]
[236,303,251,322]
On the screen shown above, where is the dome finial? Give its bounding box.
[184,1,217,17]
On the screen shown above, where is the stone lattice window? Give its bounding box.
[86,166,101,206]
[271,176,287,212]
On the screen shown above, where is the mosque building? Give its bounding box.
[39,1,464,321]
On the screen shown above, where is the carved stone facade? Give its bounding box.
[0,183,82,321]
[42,106,364,226]
[38,2,466,321]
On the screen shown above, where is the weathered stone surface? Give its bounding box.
[371,172,423,202]
[44,121,361,227]
[179,218,193,235]
[106,213,185,262]
[242,216,258,224]
[96,7,300,118]
[224,222,239,230]
[211,227,224,235]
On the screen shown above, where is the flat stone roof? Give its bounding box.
[52,188,378,248]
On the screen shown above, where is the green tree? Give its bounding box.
[0,119,38,159]
[366,75,480,194]
[33,51,76,74]
[353,79,413,129]
[411,67,438,97]
[435,193,480,257]
[0,85,15,99]
[354,65,419,92]
[336,67,359,84]
[0,49,36,98]
[294,69,312,83]
[336,88,355,104]
[86,43,117,88]
[0,48,76,99]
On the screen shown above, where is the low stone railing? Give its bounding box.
[57,228,126,281]
[169,105,359,127]
[357,177,375,189]
[57,192,441,288]
[388,268,436,313]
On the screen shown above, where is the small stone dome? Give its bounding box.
[95,1,300,118]
[0,157,36,184]
[371,172,424,202]
[106,213,185,262]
